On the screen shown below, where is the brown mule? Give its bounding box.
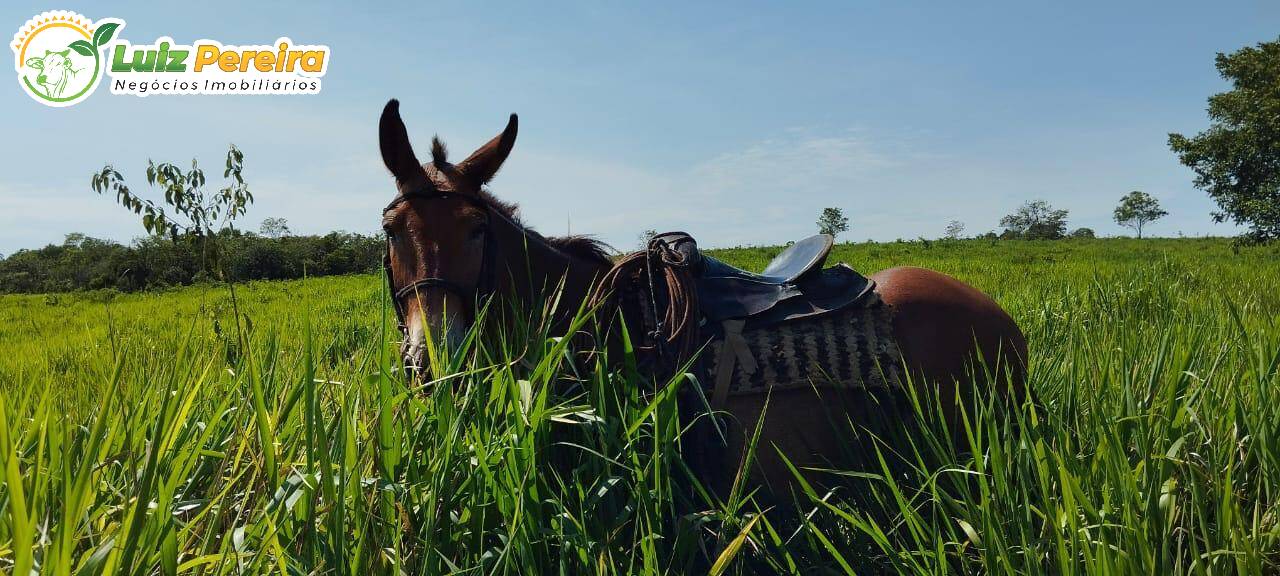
[377,100,1028,495]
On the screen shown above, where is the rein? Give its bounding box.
[382,183,496,333]
[587,234,701,376]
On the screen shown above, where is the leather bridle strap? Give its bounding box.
[394,277,471,301]
[382,182,494,332]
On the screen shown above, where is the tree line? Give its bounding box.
[817,189,1168,241]
[0,228,382,294]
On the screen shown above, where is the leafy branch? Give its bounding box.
[90,145,253,276]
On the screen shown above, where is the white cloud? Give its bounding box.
[493,128,1240,247]
[496,129,908,249]
[0,181,143,254]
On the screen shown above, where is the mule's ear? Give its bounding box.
[457,114,518,185]
[379,99,423,184]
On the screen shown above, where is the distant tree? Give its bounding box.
[1069,227,1096,239]
[817,207,850,238]
[637,229,657,250]
[91,145,253,277]
[1112,191,1167,238]
[1169,39,1280,243]
[944,220,966,240]
[259,217,291,239]
[1000,200,1069,240]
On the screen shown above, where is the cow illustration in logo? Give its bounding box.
[11,11,122,107]
[26,48,81,97]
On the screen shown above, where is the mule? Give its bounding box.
[378,99,1028,494]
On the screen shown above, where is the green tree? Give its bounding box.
[817,207,850,238]
[1070,227,1097,239]
[944,220,966,240]
[1169,39,1280,243]
[637,229,658,250]
[90,145,252,278]
[259,217,291,239]
[1000,200,1069,240]
[1113,191,1167,238]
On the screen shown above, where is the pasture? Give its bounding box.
[0,237,1278,574]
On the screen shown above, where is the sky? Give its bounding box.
[1,1,1276,255]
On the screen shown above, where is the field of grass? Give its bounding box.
[0,237,1278,574]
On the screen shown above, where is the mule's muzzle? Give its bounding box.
[400,339,429,382]
[399,321,468,393]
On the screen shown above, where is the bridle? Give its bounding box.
[382,182,496,334]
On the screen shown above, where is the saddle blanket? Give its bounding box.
[705,294,903,401]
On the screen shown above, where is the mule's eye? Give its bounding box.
[468,224,488,241]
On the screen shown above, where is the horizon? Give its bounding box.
[2,1,1276,255]
[0,225,1248,260]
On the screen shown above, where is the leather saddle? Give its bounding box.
[649,232,875,328]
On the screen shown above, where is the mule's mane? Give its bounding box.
[475,188,614,266]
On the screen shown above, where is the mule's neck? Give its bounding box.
[489,211,610,328]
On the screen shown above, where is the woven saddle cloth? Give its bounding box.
[703,292,903,405]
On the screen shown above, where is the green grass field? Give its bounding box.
[1,238,1278,574]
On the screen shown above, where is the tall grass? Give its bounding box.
[0,238,1277,574]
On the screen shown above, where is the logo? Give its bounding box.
[12,11,330,107]
[11,11,121,107]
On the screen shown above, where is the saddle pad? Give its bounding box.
[706,295,903,399]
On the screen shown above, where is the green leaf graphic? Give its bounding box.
[92,22,120,47]
[69,40,94,57]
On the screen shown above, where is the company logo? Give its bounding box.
[11,11,120,107]
[12,10,330,107]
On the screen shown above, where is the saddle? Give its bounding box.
[590,231,893,406]
[648,231,875,328]
[635,232,887,405]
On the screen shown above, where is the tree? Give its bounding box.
[817,207,849,238]
[1169,39,1280,243]
[1069,227,1096,239]
[90,145,252,278]
[944,220,966,240]
[259,217,291,239]
[637,229,658,250]
[999,200,1069,240]
[1112,191,1167,238]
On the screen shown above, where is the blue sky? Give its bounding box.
[1,1,1276,255]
